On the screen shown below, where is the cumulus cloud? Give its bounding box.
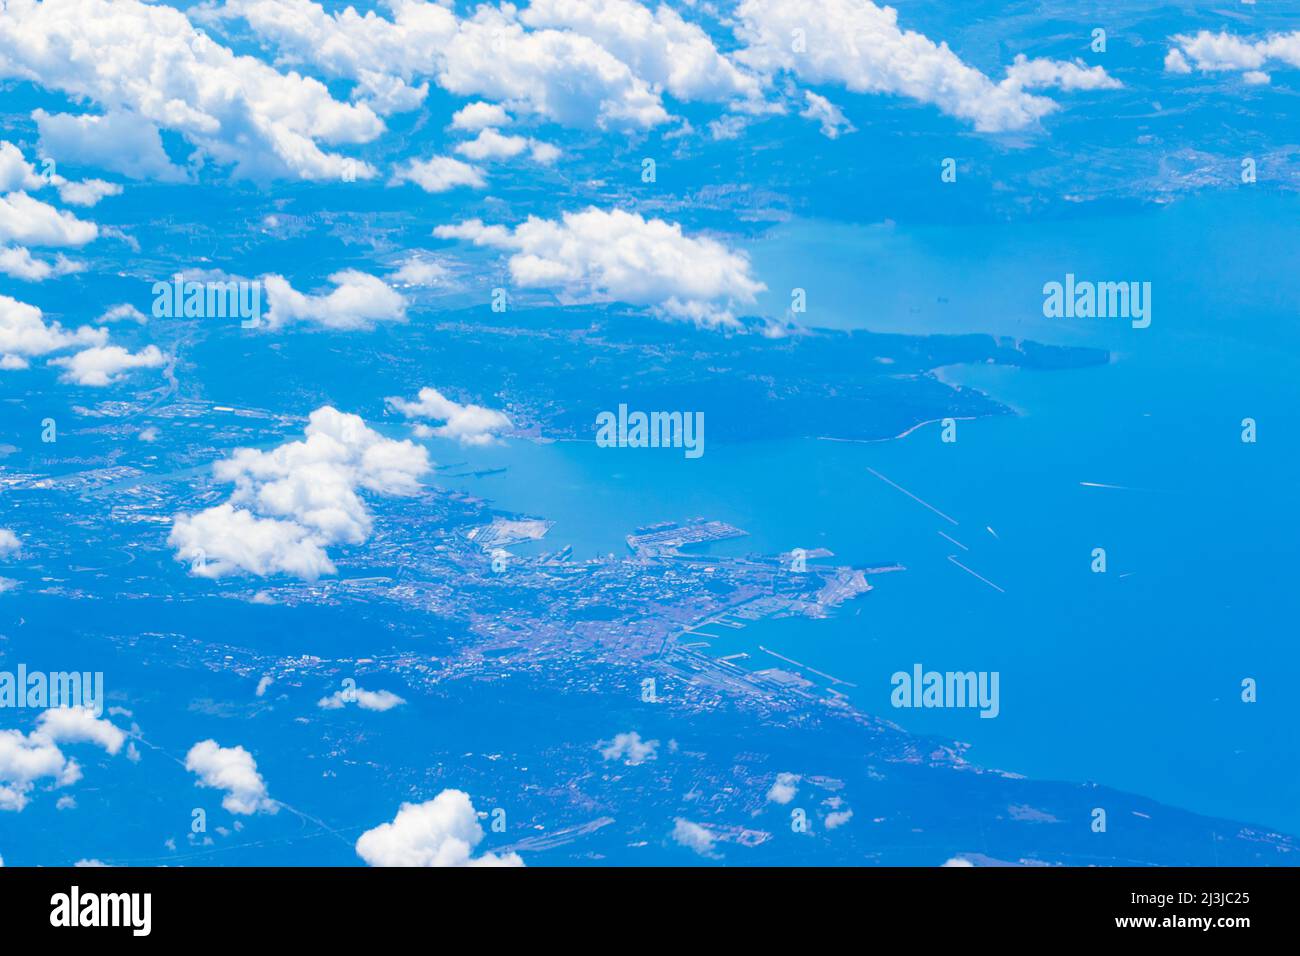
[0,141,46,193]
[388,255,452,288]
[434,207,765,327]
[450,101,511,131]
[599,731,659,766]
[0,138,122,207]
[1164,49,1193,75]
[0,710,126,812]
[184,740,278,815]
[263,270,408,330]
[169,406,430,580]
[1,0,381,181]
[213,0,678,129]
[36,707,126,755]
[766,771,800,804]
[355,789,524,867]
[825,808,853,829]
[671,818,716,856]
[519,0,763,106]
[0,294,106,370]
[442,6,669,128]
[0,246,83,282]
[1002,54,1123,92]
[34,110,189,183]
[387,387,512,446]
[0,529,20,557]
[454,128,559,165]
[55,179,122,207]
[734,0,1117,132]
[206,0,782,129]
[0,142,100,280]
[317,686,406,711]
[800,91,855,138]
[51,344,166,386]
[390,155,486,193]
[97,304,148,325]
[1164,29,1300,84]
[205,0,459,116]
[0,192,98,248]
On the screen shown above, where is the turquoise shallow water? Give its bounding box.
[429,190,1300,833]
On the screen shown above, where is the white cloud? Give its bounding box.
[388,255,452,288]
[708,115,748,141]
[0,246,83,282]
[184,739,278,815]
[255,675,274,697]
[263,269,408,330]
[390,155,486,193]
[0,192,98,248]
[317,686,406,711]
[34,110,189,182]
[36,707,126,755]
[799,91,854,138]
[825,808,853,829]
[528,140,561,164]
[450,101,511,131]
[214,0,672,129]
[206,0,458,115]
[0,294,107,370]
[1,0,382,181]
[1164,49,1193,75]
[454,128,559,165]
[0,529,20,557]
[1002,55,1123,92]
[766,771,799,804]
[0,137,122,208]
[599,731,659,766]
[671,818,716,856]
[434,207,765,327]
[734,0,1116,132]
[356,789,524,867]
[0,141,47,192]
[97,304,148,325]
[0,710,125,812]
[441,7,669,129]
[387,387,511,446]
[51,344,166,386]
[519,0,763,106]
[170,503,336,580]
[1165,30,1300,81]
[169,406,430,580]
[56,178,122,207]
[941,856,974,867]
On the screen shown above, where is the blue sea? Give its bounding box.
[429,189,1300,835]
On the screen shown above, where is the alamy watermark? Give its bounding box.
[595,404,704,459]
[1042,273,1151,328]
[152,274,262,328]
[0,665,105,717]
[890,663,999,718]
